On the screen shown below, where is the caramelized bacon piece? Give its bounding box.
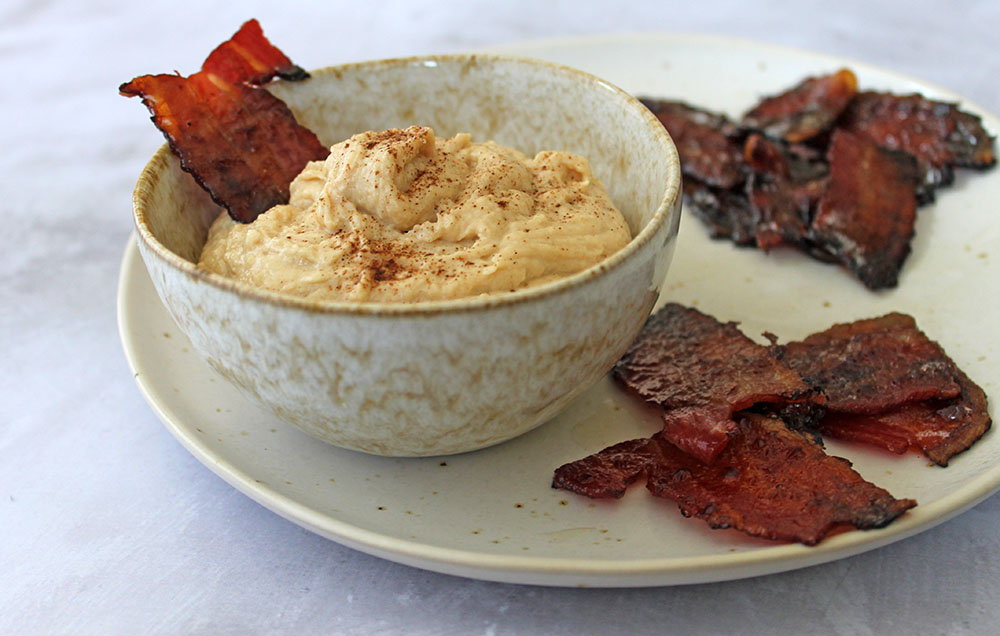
[819,365,990,466]
[744,134,813,251]
[808,130,920,289]
[120,20,328,223]
[640,99,746,189]
[742,68,859,143]
[683,179,757,246]
[613,303,819,463]
[553,437,653,499]
[839,91,997,188]
[780,313,961,415]
[553,414,916,545]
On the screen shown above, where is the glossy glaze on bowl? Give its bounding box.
[133,54,681,456]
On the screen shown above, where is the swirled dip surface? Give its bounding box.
[197,126,631,302]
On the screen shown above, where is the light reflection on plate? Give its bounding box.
[118,34,999,587]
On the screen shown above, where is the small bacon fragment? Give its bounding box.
[808,130,920,289]
[742,68,859,143]
[839,91,997,188]
[683,179,757,246]
[639,99,747,189]
[613,303,819,463]
[553,414,916,545]
[744,134,813,251]
[779,313,961,415]
[120,20,328,223]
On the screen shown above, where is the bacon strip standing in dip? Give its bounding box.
[120,19,328,223]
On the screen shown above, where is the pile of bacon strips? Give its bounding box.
[122,21,993,546]
[643,70,995,289]
[553,306,991,545]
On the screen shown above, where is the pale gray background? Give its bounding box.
[3,1,998,634]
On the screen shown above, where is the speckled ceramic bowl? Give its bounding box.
[132,54,681,456]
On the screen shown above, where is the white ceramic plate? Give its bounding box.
[118,34,999,587]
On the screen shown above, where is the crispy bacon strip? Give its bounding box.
[818,365,990,467]
[839,91,997,188]
[780,313,961,415]
[808,130,920,289]
[613,304,819,463]
[742,68,859,143]
[640,99,747,189]
[553,414,916,545]
[120,19,328,223]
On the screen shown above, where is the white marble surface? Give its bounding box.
[2,0,999,633]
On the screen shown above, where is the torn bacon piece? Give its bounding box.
[683,179,757,246]
[120,19,328,223]
[640,99,747,189]
[779,313,961,415]
[839,91,997,189]
[818,365,990,466]
[808,130,920,289]
[642,99,758,246]
[613,303,820,463]
[780,313,991,466]
[553,414,916,545]
[744,134,816,251]
[742,68,859,143]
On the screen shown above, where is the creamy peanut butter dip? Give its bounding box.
[198,126,631,302]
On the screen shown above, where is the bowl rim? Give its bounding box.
[132,52,682,317]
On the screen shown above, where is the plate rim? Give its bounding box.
[119,32,1000,586]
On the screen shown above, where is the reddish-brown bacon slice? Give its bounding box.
[200,19,310,85]
[120,20,328,223]
[553,414,916,545]
[839,91,997,188]
[613,303,819,463]
[818,366,990,467]
[742,68,859,143]
[808,130,920,289]
[639,99,747,189]
[779,313,961,415]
